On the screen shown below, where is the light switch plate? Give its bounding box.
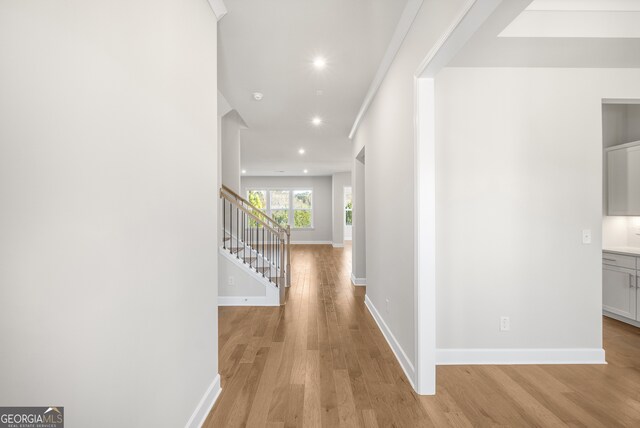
[582,229,592,244]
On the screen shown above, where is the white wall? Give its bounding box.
[629,105,640,143]
[435,67,640,351]
[0,1,219,427]
[351,0,470,372]
[241,176,333,243]
[352,155,366,281]
[221,111,243,193]
[332,172,352,246]
[218,250,267,298]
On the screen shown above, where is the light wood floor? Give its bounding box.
[205,244,640,427]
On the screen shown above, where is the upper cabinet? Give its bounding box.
[607,141,640,216]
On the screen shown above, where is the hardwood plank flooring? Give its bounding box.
[205,244,640,427]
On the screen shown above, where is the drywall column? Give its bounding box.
[352,157,366,283]
[332,172,352,247]
[221,111,243,193]
[0,1,220,427]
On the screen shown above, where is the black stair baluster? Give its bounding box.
[236,206,239,259]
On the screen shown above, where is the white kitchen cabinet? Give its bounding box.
[607,141,640,216]
[603,264,637,320]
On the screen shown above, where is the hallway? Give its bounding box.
[206,244,640,428]
[206,243,428,427]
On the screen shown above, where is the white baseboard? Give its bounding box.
[218,296,275,306]
[350,273,366,286]
[364,295,416,389]
[436,348,606,365]
[332,242,344,248]
[185,374,221,428]
[604,310,640,328]
[290,241,332,245]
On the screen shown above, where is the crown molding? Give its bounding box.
[208,0,228,21]
[348,0,424,140]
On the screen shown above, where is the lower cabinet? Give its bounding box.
[603,264,637,320]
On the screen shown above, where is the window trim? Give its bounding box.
[246,186,315,229]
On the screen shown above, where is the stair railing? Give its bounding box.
[220,186,291,301]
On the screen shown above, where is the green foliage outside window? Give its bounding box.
[272,209,289,227]
[293,190,312,228]
[247,190,267,228]
[293,191,311,209]
[294,210,311,228]
[345,199,352,226]
[248,190,266,210]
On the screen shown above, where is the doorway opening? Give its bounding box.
[602,100,640,328]
[344,186,353,241]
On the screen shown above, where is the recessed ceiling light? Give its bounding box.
[252,92,264,101]
[303,169,308,174]
[313,57,327,70]
[242,169,247,174]
[311,116,322,126]
[299,148,305,155]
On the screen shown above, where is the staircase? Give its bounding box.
[220,185,291,305]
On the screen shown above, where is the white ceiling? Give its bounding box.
[501,0,640,38]
[450,0,640,68]
[526,0,640,11]
[218,0,406,176]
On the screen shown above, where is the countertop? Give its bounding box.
[603,247,640,257]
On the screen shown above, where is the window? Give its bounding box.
[344,187,352,226]
[247,190,266,211]
[269,190,290,227]
[246,188,313,229]
[293,190,312,228]
[247,190,267,227]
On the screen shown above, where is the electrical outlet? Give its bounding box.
[228,276,235,286]
[582,229,592,244]
[500,316,510,332]
[385,299,390,314]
